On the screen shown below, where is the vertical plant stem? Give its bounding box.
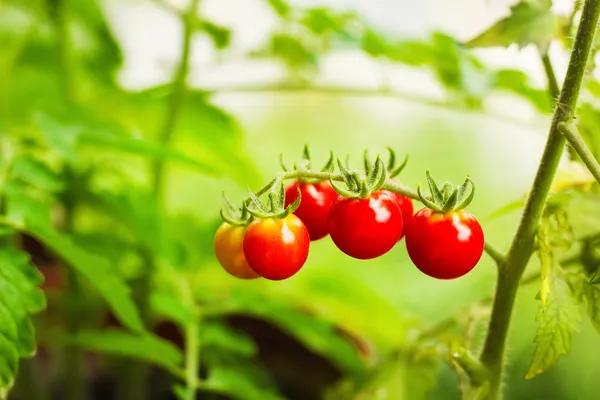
[184,320,200,400]
[125,1,200,398]
[479,1,600,399]
[540,52,560,101]
[52,0,84,398]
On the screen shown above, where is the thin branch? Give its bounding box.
[541,52,560,101]
[483,241,507,265]
[559,121,600,185]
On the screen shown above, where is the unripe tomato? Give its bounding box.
[285,181,338,241]
[405,208,484,279]
[243,214,310,280]
[327,191,403,259]
[214,223,260,279]
[381,190,413,239]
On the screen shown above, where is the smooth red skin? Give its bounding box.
[285,181,338,241]
[243,214,310,281]
[327,192,403,260]
[381,190,414,239]
[214,223,260,279]
[405,208,484,280]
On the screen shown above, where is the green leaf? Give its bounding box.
[537,221,554,310]
[198,21,231,50]
[302,8,347,35]
[72,329,183,371]
[270,33,317,69]
[201,322,257,359]
[526,235,580,379]
[150,292,196,326]
[0,246,46,393]
[204,367,285,400]
[580,279,600,333]
[9,157,65,193]
[464,0,555,53]
[26,223,145,333]
[494,69,551,112]
[267,0,290,16]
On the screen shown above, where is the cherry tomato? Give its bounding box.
[285,180,338,241]
[243,214,310,280]
[405,208,484,280]
[214,223,260,279]
[327,191,403,259]
[381,190,414,239]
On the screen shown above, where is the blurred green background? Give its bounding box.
[2,0,600,399]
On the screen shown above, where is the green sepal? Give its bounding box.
[279,153,289,172]
[219,193,252,226]
[247,188,270,214]
[366,155,382,187]
[456,177,476,210]
[337,158,356,189]
[426,170,444,204]
[363,149,372,177]
[330,177,358,198]
[244,182,300,219]
[389,154,409,178]
[321,150,335,173]
[386,146,396,172]
[442,188,459,212]
[417,185,443,212]
[371,156,387,192]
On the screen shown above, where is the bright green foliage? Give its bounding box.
[465,0,556,53]
[0,247,46,394]
[203,367,285,400]
[72,329,183,371]
[526,220,580,379]
[27,223,146,333]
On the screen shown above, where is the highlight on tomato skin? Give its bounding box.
[285,180,338,241]
[242,214,310,281]
[405,208,484,280]
[327,191,403,260]
[214,223,260,279]
[380,190,414,240]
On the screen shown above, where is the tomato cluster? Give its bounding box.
[214,148,485,281]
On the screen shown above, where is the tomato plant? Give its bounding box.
[285,180,337,241]
[214,223,260,279]
[328,191,403,259]
[3,0,600,400]
[243,214,310,280]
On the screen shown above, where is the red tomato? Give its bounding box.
[405,208,484,279]
[327,191,403,259]
[381,190,414,239]
[214,223,260,279]
[285,181,338,241]
[243,214,310,280]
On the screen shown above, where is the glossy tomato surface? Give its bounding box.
[214,223,260,279]
[327,191,403,259]
[285,180,338,241]
[405,208,484,280]
[381,190,414,239]
[243,214,310,280]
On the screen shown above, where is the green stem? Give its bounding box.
[127,1,200,397]
[184,321,200,400]
[53,0,83,398]
[541,52,560,101]
[478,1,600,398]
[559,121,600,184]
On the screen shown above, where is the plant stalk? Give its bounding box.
[184,320,200,400]
[127,0,200,397]
[478,1,600,398]
[559,121,600,184]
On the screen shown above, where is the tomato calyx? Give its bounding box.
[416,170,475,213]
[364,146,409,179]
[330,154,387,199]
[220,193,252,226]
[245,181,302,219]
[280,145,335,184]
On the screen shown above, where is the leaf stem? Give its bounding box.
[478,1,600,398]
[558,121,600,185]
[540,52,560,101]
[184,320,200,400]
